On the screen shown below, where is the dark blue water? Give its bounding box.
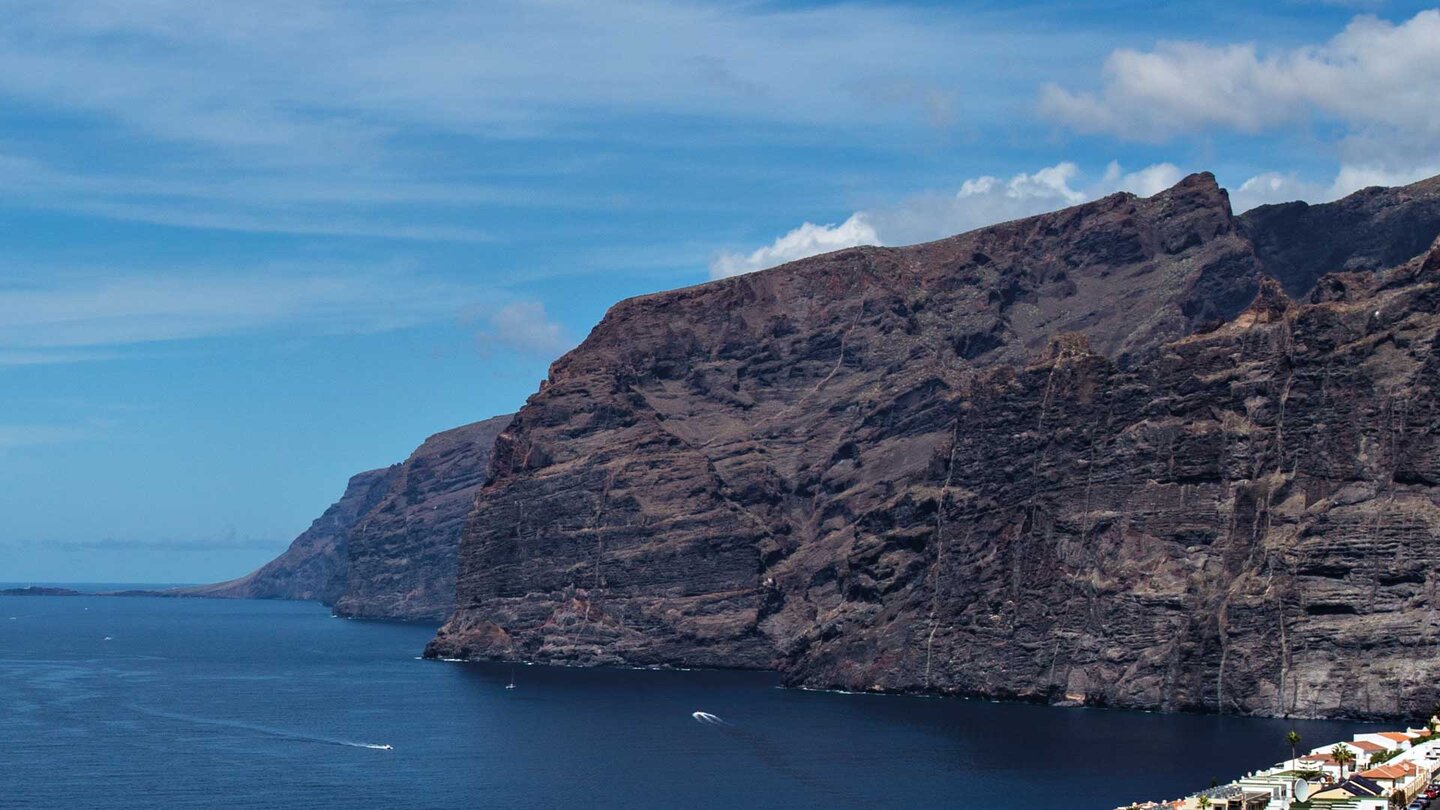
[0,594,1372,809]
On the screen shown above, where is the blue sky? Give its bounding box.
[3,0,1438,583]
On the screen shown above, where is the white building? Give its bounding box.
[1352,730,1415,752]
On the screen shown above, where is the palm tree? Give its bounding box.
[1286,730,1302,767]
[1197,796,1212,810]
[1331,743,1355,780]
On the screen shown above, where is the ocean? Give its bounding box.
[0,592,1370,809]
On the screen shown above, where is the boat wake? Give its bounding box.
[689,709,838,796]
[129,705,393,751]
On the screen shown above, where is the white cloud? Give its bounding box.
[1330,162,1440,195]
[710,214,879,279]
[1040,9,1440,177]
[712,160,1189,275]
[1104,161,1185,197]
[712,155,1436,272]
[475,301,574,358]
[1229,161,1440,213]
[1230,172,1326,212]
[964,162,1086,204]
[868,162,1087,247]
[1042,42,1296,138]
[1042,10,1440,138]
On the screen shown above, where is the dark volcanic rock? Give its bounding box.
[1240,174,1440,298]
[428,173,1440,721]
[0,586,83,597]
[783,247,1440,719]
[426,175,1259,662]
[333,415,512,621]
[174,466,397,603]
[187,416,511,620]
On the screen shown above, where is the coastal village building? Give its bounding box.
[1305,774,1388,808]
[1355,761,1426,802]
[1117,722,1440,810]
[1188,784,1274,809]
[1299,740,1377,773]
[1297,738,1435,809]
[1346,740,1386,762]
[1296,752,1344,781]
[1353,731,1415,752]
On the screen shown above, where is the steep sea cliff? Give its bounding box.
[183,416,510,621]
[428,174,1440,720]
[208,172,1440,720]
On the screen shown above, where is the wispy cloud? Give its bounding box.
[5,536,284,552]
[0,1,1063,149]
[0,424,94,449]
[0,1,1080,238]
[0,349,119,367]
[0,266,490,351]
[69,200,496,244]
[0,148,507,242]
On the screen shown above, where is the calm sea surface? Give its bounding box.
[0,592,1372,809]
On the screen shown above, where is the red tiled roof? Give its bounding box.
[1351,741,1385,752]
[1359,764,1410,780]
[1378,732,1414,742]
[1359,760,1416,778]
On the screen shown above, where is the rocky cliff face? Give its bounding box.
[428,173,1440,720]
[185,415,510,620]
[1239,174,1440,298]
[177,466,397,603]
[332,415,512,621]
[780,253,1440,719]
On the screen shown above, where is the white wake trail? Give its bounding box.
[130,705,393,751]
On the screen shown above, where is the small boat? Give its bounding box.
[505,669,516,690]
